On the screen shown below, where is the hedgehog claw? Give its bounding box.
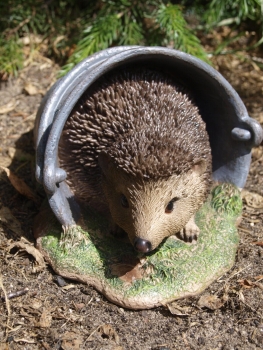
[178,216,200,244]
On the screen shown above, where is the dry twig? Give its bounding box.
[0,273,11,341]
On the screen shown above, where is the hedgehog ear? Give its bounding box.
[98,152,112,175]
[192,159,207,175]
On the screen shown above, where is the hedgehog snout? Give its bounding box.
[134,238,152,253]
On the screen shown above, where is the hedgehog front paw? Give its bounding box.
[178,216,200,243]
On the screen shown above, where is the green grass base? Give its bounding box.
[36,184,242,309]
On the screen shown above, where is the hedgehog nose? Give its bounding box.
[134,238,152,253]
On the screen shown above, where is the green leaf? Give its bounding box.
[204,0,262,28]
[0,35,23,76]
[63,13,123,72]
[155,3,209,62]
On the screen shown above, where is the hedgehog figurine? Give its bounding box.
[58,68,212,253]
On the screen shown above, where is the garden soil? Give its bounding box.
[0,36,263,349]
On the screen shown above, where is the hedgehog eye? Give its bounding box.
[120,194,129,208]
[165,197,179,214]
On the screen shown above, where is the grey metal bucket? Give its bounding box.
[34,46,263,227]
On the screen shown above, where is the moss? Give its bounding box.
[39,183,241,306]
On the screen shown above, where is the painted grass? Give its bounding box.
[41,183,241,302]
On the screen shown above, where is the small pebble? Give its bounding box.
[53,275,67,287]
[198,337,205,345]
[118,307,125,314]
[7,336,14,343]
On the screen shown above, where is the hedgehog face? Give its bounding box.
[99,153,210,252]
